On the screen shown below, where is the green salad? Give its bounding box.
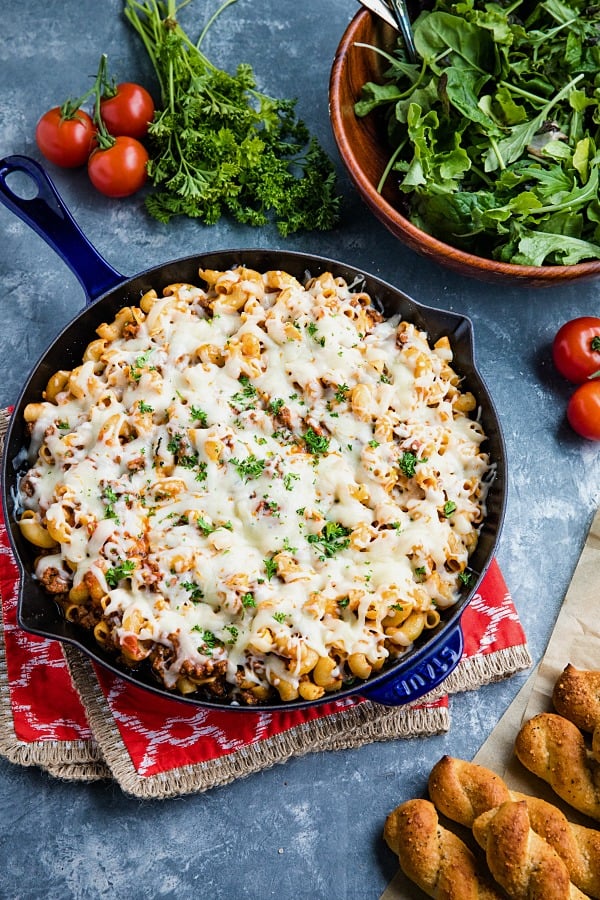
[355,0,600,265]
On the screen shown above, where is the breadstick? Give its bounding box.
[429,756,511,827]
[429,755,600,898]
[553,664,600,761]
[515,712,600,821]
[472,800,588,900]
[383,799,504,899]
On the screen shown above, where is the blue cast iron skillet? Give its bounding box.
[0,155,506,711]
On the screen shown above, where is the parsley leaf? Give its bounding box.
[303,428,330,456]
[263,558,278,580]
[105,559,136,588]
[181,580,204,602]
[190,406,208,427]
[230,454,265,482]
[229,375,258,412]
[124,0,341,236]
[307,522,352,559]
[398,451,423,478]
[102,486,120,522]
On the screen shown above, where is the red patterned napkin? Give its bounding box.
[0,411,531,797]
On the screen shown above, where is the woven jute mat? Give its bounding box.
[0,409,531,798]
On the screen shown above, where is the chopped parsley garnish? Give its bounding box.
[268,397,284,416]
[196,517,215,535]
[138,400,154,414]
[263,558,278,580]
[57,420,70,430]
[229,375,257,412]
[131,349,153,381]
[368,439,380,449]
[459,570,475,588]
[179,453,200,469]
[443,500,457,518]
[105,559,136,588]
[195,462,208,483]
[307,522,352,559]
[190,406,208,426]
[102,486,120,522]
[224,625,239,644]
[272,611,287,623]
[182,580,204,601]
[303,428,330,456]
[241,592,257,608]
[306,321,325,346]
[283,472,300,491]
[167,433,183,454]
[334,384,349,402]
[192,628,219,655]
[230,454,265,482]
[398,451,427,478]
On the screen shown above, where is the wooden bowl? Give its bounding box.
[329,9,600,287]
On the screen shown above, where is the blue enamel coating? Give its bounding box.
[0,155,125,303]
[362,624,464,706]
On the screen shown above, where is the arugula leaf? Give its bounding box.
[511,229,600,266]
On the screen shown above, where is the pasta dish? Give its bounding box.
[17,266,491,704]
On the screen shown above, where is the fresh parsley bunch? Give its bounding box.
[124,0,341,235]
[356,0,600,265]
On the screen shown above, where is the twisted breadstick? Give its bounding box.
[429,756,512,827]
[472,800,588,900]
[429,755,600,898]
[553,664,600,761]
[383,799,504,899]
[515,712,600,821]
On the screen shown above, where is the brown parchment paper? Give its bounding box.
[380,506,600,899]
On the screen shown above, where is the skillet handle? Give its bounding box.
[0,155,125,303]
[360,623,464,706]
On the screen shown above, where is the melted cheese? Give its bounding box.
[19,268,491,703]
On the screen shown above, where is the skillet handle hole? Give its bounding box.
[3,170,39,201]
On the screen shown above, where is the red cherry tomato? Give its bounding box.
[552,316,600,383]
[99,83,155,139]
[566,379,600,441]
[35,107,96,168]
[87,136,149,198]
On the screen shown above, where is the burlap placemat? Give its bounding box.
[0,409,531,798]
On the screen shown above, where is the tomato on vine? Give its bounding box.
[567,380,600,441]
[87,56,149,198]
[88,136,148,197]
[100,82,155,139]
[35,105,96,168]
[552,316,600,384]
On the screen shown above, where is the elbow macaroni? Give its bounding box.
[17,266,491,705]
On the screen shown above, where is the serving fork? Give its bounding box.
[356,0,418,61]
